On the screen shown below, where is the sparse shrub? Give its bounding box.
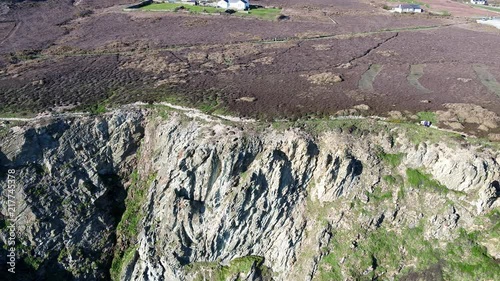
[8,50,40,64]
[277,14,289,20]
[88,103,107,115]
[174,6,185,12]
[23,254,43,270]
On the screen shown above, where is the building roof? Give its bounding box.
[399,4,421,9]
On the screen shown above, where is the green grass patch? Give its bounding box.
[240,7,282,20]
[320,224,500,280]
[14,244,44,271]
[377,151,405,168]
[139,3,225,13]
[486,208,500,223]
[382,174,406,199]
[397,122,463,145]
[22,254,43,270]
[371,186,393,202]
[484,209,500,239]
[138,3,282,20]
[187,255,270,281]
[317,253,343,280]
[116,170,149,238]
[416,111,437,124]
[388,0,430,8]
[271,117,391,137]
[220,256,265,279]
[111,169,155,281]
[267,116,467,147]
[87,103,107,114]
[58,247,68,263]
[382,175,397,185]
[319,225,438,280]
[406,168,450,193]
[110,247,137,281]
[442,228,500,280]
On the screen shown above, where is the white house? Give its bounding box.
[217,0,249,10]
[471,0,488,5]
[394,4,423,13]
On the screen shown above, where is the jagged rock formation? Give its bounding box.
[0,106,499,281]
[0,110,145,280]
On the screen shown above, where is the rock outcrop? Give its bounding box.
[0,106,499,281]
[0,110,145,280]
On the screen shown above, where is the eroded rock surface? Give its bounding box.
[0,107,499,281]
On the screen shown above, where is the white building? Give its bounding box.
[394,4,423,13]
[217,0,249,10]
[471,0,488,5]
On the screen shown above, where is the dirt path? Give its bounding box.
[0,20,20,46]
[156,102,257,123]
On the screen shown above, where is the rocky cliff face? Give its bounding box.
[0,109,145,280]
[1,106,499,281]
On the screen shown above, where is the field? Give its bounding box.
[135,2,282,20]
[139,3,226,13]
[0,0,500,138]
